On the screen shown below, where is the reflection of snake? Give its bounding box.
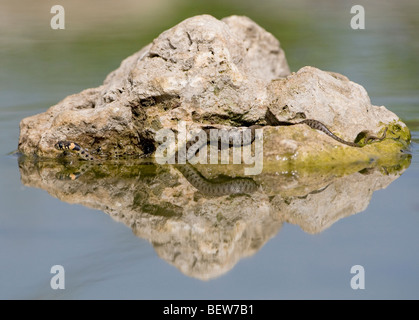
[175,164,258,196]
[51,146,258,196]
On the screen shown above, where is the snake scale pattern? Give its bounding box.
[55,110,387,162]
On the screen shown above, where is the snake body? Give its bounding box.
[297,119,386,148]
[55,114,387,161]
[264,109,387,148]
[54,141,95,161]
[173,119,387,163]
[174,125,260,163]
[298,119,361,147]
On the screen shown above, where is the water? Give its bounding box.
[1,0,418,300]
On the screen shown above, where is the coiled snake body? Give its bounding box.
[55,117,387,161]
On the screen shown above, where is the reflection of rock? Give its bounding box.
[17,155,410,280]
[18,15,409,163]
[134,190,280,280]
[271,168,401,234]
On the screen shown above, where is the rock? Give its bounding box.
[267,66,403,142]
[17,14,410,165]
[18,14,290,158]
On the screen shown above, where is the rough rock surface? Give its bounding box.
[267,67,402,142]
[18,14,290,158]
[17,14,409,161]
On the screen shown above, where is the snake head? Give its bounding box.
[54,141,65,150]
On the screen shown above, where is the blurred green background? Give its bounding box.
[1,0,418,118]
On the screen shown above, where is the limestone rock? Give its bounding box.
[267,66,404,142]
[17,14,409,164]
[18,14,290,158]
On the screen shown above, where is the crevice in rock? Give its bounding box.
[138,130,156,155]
[154,94,181,110]
[167,39,176,50]
[74,101,96,110]
[147,52,168,62]
[186,31,193,46]
[132,94,181,111]
[197,111,258,127]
